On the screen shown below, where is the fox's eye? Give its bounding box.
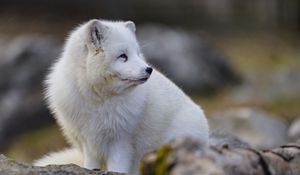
[118,53,128,62]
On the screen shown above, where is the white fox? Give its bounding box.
[34,19,209,174]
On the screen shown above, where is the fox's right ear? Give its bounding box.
[87,20,108,48]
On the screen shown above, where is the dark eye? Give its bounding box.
[118,53,128,62]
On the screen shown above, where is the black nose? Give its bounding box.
[145,67,153,75]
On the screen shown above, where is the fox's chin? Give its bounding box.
[119,78,148,91]
[123,78,148,83]
[119,76,150,84]
[123,79,148,88]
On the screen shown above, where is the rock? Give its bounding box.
[289,118,300,141]
[141,137,300,175]
[231,69,300,102]
[268,69,300,99]
[0,36,60,150]
[209,129,251,149]
[1,139,300,175]
[209,108,289,149]
[141,138,225,175]
[137,24,240,93]
[0,154,123,175]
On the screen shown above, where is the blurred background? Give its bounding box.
[0,0,299,163]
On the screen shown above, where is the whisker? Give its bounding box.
[140,42,152,50]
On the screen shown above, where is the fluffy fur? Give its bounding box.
[34,19,209,174]
[35,148,83,166]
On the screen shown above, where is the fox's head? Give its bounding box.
[67,19,152,95]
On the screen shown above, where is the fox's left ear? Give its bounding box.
[87,19,109,49]
[125,21,136,33]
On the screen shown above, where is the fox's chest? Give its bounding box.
[57,86,148,151]
[75,99,142,140]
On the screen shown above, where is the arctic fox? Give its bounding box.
[34,19,209,174]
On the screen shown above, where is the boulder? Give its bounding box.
[0,36,60,150]
[209,129,251,149]
[209,108,289,149]
[0,154,123,175]
[289,118,300,141]
[231,69,300,102]
[137,24,240,93]
[141,138,300,175]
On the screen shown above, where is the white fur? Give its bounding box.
[34,19,209,174]
[34,148,83,166]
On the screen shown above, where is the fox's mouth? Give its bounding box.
[120,77,149,82]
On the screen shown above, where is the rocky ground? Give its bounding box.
[1,137,300,175]
[0,154,123,175]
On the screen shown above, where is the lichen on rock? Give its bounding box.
[141,138,300,175]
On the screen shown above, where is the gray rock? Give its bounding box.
[209,129,251,149]
[141,137,300,175]
[0,36,60,150]
[288,117,300,141]
[137,24,240,93]
[141,138,225,175]
[0,154,123,175]
[231,69,300,102]
[209,108,289,149]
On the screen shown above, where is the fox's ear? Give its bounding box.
[124,21,136,33]
[87,20,108,48]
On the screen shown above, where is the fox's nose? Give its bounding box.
[145,67,153,75]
